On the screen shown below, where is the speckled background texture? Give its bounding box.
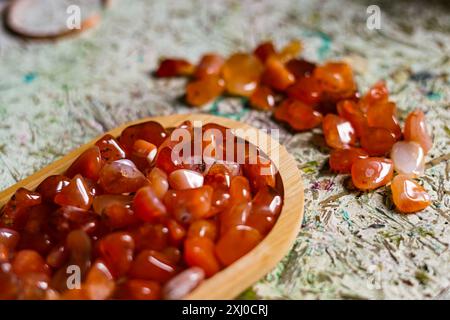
[0,0,449,299]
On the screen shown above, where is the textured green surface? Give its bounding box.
[0,0,449,299]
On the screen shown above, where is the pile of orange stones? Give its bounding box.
[0,120,282,299]
[156,40,432,214]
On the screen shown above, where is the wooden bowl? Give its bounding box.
[0,114,304,300]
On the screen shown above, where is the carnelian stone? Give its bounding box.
[222,53,264,96]
[147,168,169,199]
[274,99,323,131]
[12,250,49,277]
[46,245,68,269]
[243,155,276,192]
[253,41,276,63]
[166,219,186,246]
[187,220,217,241]
[215,225,262,266]
[65,229,92,276]
[95,134,127,162]
[360,127,396,156]
[337,100,368,137]
[262,57,295,91]
[286,76,322,106]
[54,175,93,210]
[132,139,157,163]
[367,101,402,139]
[66,146,102,181]
[246,186,282,235]
[155,58,194,77]
[0,188,42,230]
[0,264,19,299]
[249,86,276,111]
[131,223,168,252]
[184,237,220,277]
[98,232,134,278]
[116,279,161,300]
[83,260,115,300]
[162,247,181,265]
[0,228,20,253]
[229,176,252,205]
[285,59,316,79]
[404,109,433,154]
[186,75,225,107]
[391,175,431,213]
[204,164,231,215]
[220,202,251,236]
[163,186,214,223]
[329,148,369,173]
[351,157,394,190]
[359,81,389,113]
[98,159,147,194]
[322,114,357,149]
[133,186,167,223]
[314,62,356,97]
[194,53,225,79]
[277,40,302,63]
[119,121,167,155]
[162,266,204,300]
[129,250,176,283]
[36,175,70,204]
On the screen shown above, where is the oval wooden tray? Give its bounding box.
[0,114,304,300]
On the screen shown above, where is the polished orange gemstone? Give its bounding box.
[12,249,49,277]
[215,225,262,266]
[220,202,252,236]
[243,155,277,192]
[54,175,93,210]
[322,114,357,149]
[129,250,176,283]
[351,157,394,190]
[285,59,316,79]
[66,146,102,181]
[1,188,42,230]
[155,58,194,77]
[163,186,214,222]
[329,148,369,173]
[403,109,433,154]
[116,279,161,300]
[119,121,167,155]
[391,175,431,213]
[194,53,225,79]
[367,101,402,139]
[277,40,302,63]
[132,139,157,163]
[131,223,168,252]
[253,41,276,63]
[360,127,397,156]
[133,186,167,223]
[222,53,264,96]
[359,81,389,113]
[337,100,368,137]
[186,75,225,107]
[36,175,70,204]
[249,85,276,111]
[274,99,323,131]
[286,76,322,106]
[98,232,134,278]
[166,219,186,245]
[98,159,147,194]
[261,57,295,91]
[229,176,252,205]
[83,260,115,300]
[187,220,217,241]
[184,237,220,277]
[314,62,356,96]
[95,134,126,162]
[246,186,282,235]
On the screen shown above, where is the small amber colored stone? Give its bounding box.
[249,85,276,111]
[12,250,49,277]
[116,279,161,300]
[92,194,132,215]
[163,186,214,222]
[0,228,20,253]
[166,219,186,245]
[403,109,433,154]
[261,57,295,91]
[98,159,147,194]
[322,114,357,149]
[155,58,194,77]
[243,155,276,192]
[162,266,204,300]
[147,168,169,199]
[277,40,302,63]
[169,169,204,190]
[104,203,139,230]
[54,174,93,210]
[229,176,252,205]
[46,245,68,269]
[194,53,225,79]
[329,148,369,173]
[220,202,251,236]
[222,53,264,96]
[285,59,316,79]
[253,41,276,63]
[129,250,176,283]
[95,134,126,162]
[66,146,102,181]
[187,220,217,241]
[132,139,157,163]
[351,157,394,190]
[133,186,167,223]
[337,100,368,137]
[65,229,92,277]
[186,75,225,107]
[360,127,397,156]
[286,76,322,106]
[367,101,402,139]
[246,187,282,235]
[359,81,389,113]
[36,175,70,203]
[215,225,262,266]
[131,223,168,252]
[274,99,323,131]
[83,260,115,300]
[98,232,134,278]
[162,247,182,265]
[391,175,431,213]
[0,188,42,230]
[119,121,167,155]
[314,62,356,96]
[184,237,220,277]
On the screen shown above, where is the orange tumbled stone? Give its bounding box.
[215,225,262,266]
[367,101,402,139]
[249,85,276,111]
[155,58,194,77]
[184,237,220,277]
[95,134,126,163]
[222,53,264,96]
[186,75,225,107]
[98,159,147,194]
[133,186,167,223]
[274,99,323,131]
[261,56,295,91]
[129,250,176,283]
[391,175,431,213]
[286,76,322,106]
[314,62,356,96]
[253,41,276,63]
[116,279,161,300]
[285,59,316,79]
[187,220,217,241]
[66,146,102,181]
[54,175,93,210]
[360,127,396,156]
[351,157,394,190]
[329,148,369,173]
[277,40,302,63]
[322,114,357,149]
[359,81,389,113]
[194,53,225,79]
[163,186,214,222]
[337,100,368,137]
[403,109,433,154]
